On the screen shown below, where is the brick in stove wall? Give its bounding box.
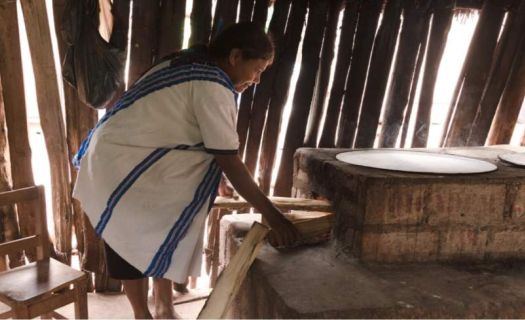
[425,183,506,226]
[485,229,525,259]
[365,183,426,225]
[360,230,439,262]
[506,184,525,222]
[438,228,489,260]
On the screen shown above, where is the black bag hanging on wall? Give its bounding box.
[61,0,125,109]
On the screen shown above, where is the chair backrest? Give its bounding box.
[0,185,50,261]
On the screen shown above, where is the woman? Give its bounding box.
[73,22,300,318]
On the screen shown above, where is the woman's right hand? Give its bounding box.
[264,209,301,248]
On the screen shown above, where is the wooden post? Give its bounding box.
[487,37,525,145]
[20,0,73,262]
[444,0,506,147]
[0,0,37,258]
[469,0,525,146]
[258,0,305,194]
[336,0,382,148]
[239,0,255,22]
[128,0,162,84]
[411,0,454,148]
[274,0,330,197]
[304,0,343,148]
[212,0,240,39]
[353,0,402,148]
[378,0,431,148]
[244,0,292,176]
[52,0,100,285]
[237,0,270,160]
[158,0,186,58]
[0,79,23,269]
[189,0,212,46]
[318,0,360,148]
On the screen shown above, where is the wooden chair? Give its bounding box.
[0,186,88,319]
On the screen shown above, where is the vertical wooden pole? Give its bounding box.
[411,0,454,148]
[274,0,329,197]
[128,0,162,84]
[353,0,402,148]
[239,0,256,22]
[237,0,270,159]
[243,0,288,175]
[336,0,382,148]
[444,0,506,147]
[189,0,212,46]
[257,0,306,194]
[20,0,73,262]
[318,0,360,148]
[469,0,525,146]
[212,0,240,39]
[487,37,525,145]
[304,0,343,148]
[378,0,431,148]
[0,0,37,257]
[0,79,23,269]
[158,0,186,58]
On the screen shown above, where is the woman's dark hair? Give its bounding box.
[209,22,274,60]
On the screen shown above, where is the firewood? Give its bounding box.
[214,196,333,212]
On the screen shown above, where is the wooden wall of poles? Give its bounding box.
[0,0,524,289]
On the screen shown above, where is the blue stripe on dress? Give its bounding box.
[73,63,235,168]
[144,161,222,277]
[94,143,199,236]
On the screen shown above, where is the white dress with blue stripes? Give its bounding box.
[73,60,239,282]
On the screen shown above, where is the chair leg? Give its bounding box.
[13,305,30,319]
[74,279,88,319]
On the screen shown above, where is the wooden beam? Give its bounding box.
[128,0,162,84]
[158,0,186,58]
[353,0,403,148]
[487,34,525,145]
[443,0,506,147]
[212,0,240,39]
[20,0,73,261]
[318,0,360,148]
[468,0,525,146]
[411,0,454,148]
[336,0,382,148]
[304,0,343,148]
[0,0,37,261]
[239,0,256,22]
[198,222,270,319]
[245,0,294,189]
[379,0,431,148]
[189,0,212,46]
[214,196,333,212]
[274,0,330,197]
[252,0,269,27]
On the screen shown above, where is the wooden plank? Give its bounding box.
[400,17,430,148]
[239,0,255,22]
[198,222,269,319]
[318,0,360,148]
[214,196,333,212]
[274,0,330,197]
[20,0,73,262]
[128,0,162,84]
[353,0,403,148]
[189,0,212,46]
[336,0,382,148]
[245,0,294,181]
[0,81,23,268]
[252,0,269,27]
[444,0,506,147]
[0,236,39,257]
[487,34,525,145]
[469,0,525,146]
[411,0,454,148]
[304,0,343,148]
[0,0,37,261]
[286,211,334,244]
[212,0,240,39]
[378,0,431,148]
[158,0,186,58]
